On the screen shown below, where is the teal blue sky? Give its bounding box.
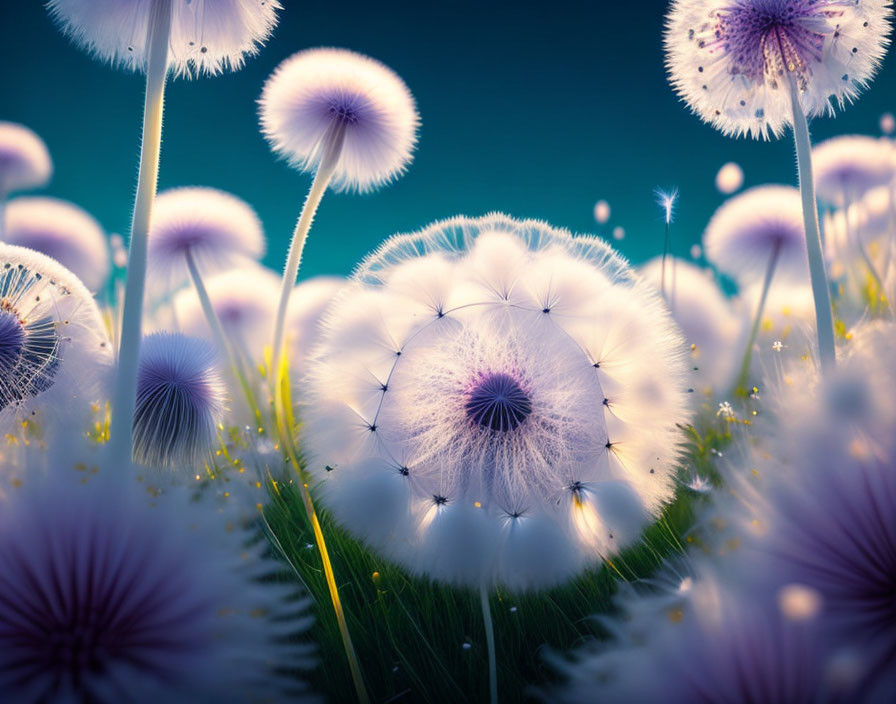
[2,2,894,280]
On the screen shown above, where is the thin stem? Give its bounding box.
[734,242,780,394]
[108,0,172,464]
[270,125,347,385]
[272,357,369,704]
[787,76,836,373]
[184,249,263,427]
[480,582,498,704]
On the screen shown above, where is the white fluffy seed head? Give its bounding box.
[174,264,280,360]
[286,276,343,372]
[704,185,808,285]
[812,135,896,206]
[5,197,110,292]
[665,0,894,139]
[47,0,281,78]
[147,187,264,290]
[0,243,112,429]
[640,257,740,392]
[260,48,419,193]
[0,122,52,195]
[303,214,692,590]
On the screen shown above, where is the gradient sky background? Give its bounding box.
[2,1,894,281]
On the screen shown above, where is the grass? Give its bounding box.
[255,412,730,703]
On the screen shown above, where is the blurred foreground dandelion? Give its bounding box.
[0,243,111,431]
[664,0,893,372]
[715,161,743,194]
[0,467,312,702]
[47,0,281,466]
[5,196,109,292]
[132,332,225,470]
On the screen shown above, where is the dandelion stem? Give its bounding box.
[734,240,780,394]
[270,125,346,388]
[787,76,835,373]
[108,0,172,464]
[184,249,263,427]
[480,581,498,704]
[272,357,368,704]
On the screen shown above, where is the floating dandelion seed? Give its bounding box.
[0,243,111,428]
[704,185,808,389]
[133,332,226,470]
[148,186,264,291]
[47,0,281,77]
[305,214,691,590]
[593,200,611,224]
[812,135,895,207]
[640,257,739,391]
[174,264,280,362]
[0,122,52,236]
[715,161,744,194]
[47,0,280,466]
[260,47,419,383]
[612,226,625,241]
[5,196,110,292]
[881,111,896,133]
[689,243,702,259]
[656,188,679,301]
[0,467,313,702]
[664,0,893,372]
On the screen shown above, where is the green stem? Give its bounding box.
[108,0,172,464]
[787,76,836,373]
[734,242,780,394]
[480,582,498,704]
[184,249,263,427]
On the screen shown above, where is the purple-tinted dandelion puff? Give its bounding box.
[0,122,52,237]
[133,332,226,471]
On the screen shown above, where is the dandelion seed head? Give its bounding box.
[0,122,52,195]
[133,332,226,471]
[665,0,894,139]
[286,276,343,370]
[260,48,419,193]
[147,187,264,289]
[304,214,691,590]
[47,0,281,78]
[5,197,110,291]
[715,161,744,193]
[704,185,808,284]
[812,134,895,206]
[0,465,312,702]
[0,244,111,425]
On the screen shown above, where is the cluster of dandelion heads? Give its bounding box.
[812,134,895,206]
[704,185,808,284]
[5,197,110,291]
[0,122,52,197]
[0,243,111,427]
[0,466,313,702]
[286,275,343,368]
[665,0,894,139]
[147,186,264,291]
[173,264,280,361]
[640,257,740,392]
[133,332,226,470]
[303,214,692,590]
[47,0,282,77]
[260,48,420,192]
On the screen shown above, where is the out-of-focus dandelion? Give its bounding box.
[612,226,625,241]
[881,111,896,134]
[5,196,110,292]
[259,47,419,381]
[0,464,313,702]
[0,122,52,236]
[704,185,807,390]
[715,161,743,194]
[132,332,225,470]
[641,257,739,392]
[593,199,611,224]
[656,187,678,300]
[305,214,691,704]
[0,243,111,431]
[689,243,701,260]
[286,276,343,371]
[664,0,893,372]
[47,0,281,466]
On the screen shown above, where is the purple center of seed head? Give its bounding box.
[719,1,828,83]
[465,372,532,432]
[0,309,24,373]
